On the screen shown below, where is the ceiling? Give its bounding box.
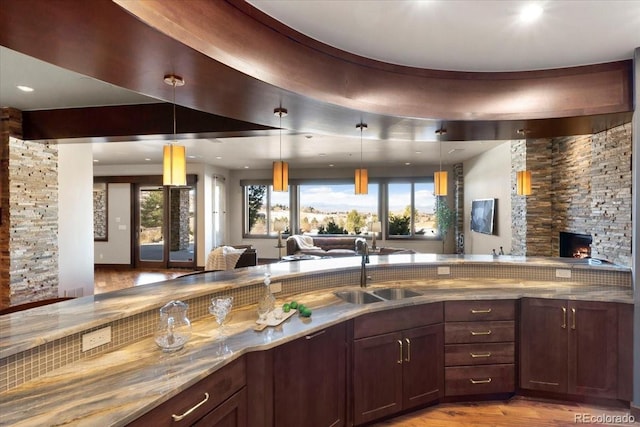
[1,0,638,170]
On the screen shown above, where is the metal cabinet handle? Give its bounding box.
[470,352,492,358]
[469,378,492,384]
[470,330,492,336]
[571,308,576,330]
[470,308,492,314]
[405,338,411,362]
[172,392,209,422]
[305,330,326,340]
[397,340,403,364]
[561,307,567,329]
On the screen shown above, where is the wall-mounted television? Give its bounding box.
[470,198,495,235]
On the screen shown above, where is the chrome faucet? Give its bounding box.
[356,239,370,288]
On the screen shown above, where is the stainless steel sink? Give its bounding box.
[372,288,422,300]
[334,290,384,304]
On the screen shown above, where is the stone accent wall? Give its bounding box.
[0,109,23,308]
[512,123,632,266]
[453,163,464,254]
[169,187,190,251]
[8,137,59,305]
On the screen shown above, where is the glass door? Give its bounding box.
[135,184,196,269]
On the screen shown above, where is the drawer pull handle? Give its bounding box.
[469,378,492,384]
[305,330,326,340]
[470,352,492,358]
[397,340,403,364]
[571,308,576,330]
[530,380,560,386]
[470,308,492,314]
[470,330,492,336]
[405,338,411,362]
[561,307,567,329]
[172,392,209,421]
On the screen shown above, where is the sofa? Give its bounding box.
[286,235,415,257]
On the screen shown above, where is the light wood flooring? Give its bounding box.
[94,268,636,426]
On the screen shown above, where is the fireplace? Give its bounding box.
[559,232,592,259]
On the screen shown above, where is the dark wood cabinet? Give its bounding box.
[520,298,619,398]
[352,303,443,425]
[273,323,347,427]
[128,357,246,427]
[444,300,516,397]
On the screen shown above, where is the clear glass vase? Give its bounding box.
[257,273,275,321]
[154,300,192,352]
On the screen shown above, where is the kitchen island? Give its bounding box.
[0,255,634,426]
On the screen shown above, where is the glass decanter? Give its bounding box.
[257,273,276,321]
[154,300,192,352]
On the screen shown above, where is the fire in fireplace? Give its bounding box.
[559,232,592,259]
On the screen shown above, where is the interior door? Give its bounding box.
[135,184,196,269]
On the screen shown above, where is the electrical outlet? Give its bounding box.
[437,266,451,275]
[271,282,282,293]
[82,326,111,352]
[555,268,572,279]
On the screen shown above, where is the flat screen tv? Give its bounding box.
[470,198,495,235]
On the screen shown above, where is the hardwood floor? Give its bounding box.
[374,396,635,426]
[93,269,635,426]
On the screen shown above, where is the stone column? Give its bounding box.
[631,46,640,420]
[0,108,22,309]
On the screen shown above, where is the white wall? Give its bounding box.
[228,165,456,259]
[58,144,94,297]
[462,142,513,255]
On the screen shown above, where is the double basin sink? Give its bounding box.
[335,287,422,304]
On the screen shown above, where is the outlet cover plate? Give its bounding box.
[555,269,572,279]
[82,326,112,352]
[271,282,282,293]
[437,266,451,275]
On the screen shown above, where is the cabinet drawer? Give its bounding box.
[445,364,515,396]
[445,342,514,366]
[445,300,515,322]
[354,302,443,339]
[129,357,246,426]
[445,321,514,344]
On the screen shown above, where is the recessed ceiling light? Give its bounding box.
[17,85,34,92]
[244,165,249,169]
[520,3,543,23]
[215,156,222,160]
[415,151,422,155]
[93,159,99,163]
[405,162,411,166]
[188,155,196,159]
[329,164,335,167]
[319,153,327,157]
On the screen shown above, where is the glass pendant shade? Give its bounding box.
[434,170,448,196]
[355,168,368,194]
[517,170,532,195]
[163,144,186,186]
[273,160,289,192]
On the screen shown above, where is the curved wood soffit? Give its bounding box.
[0,0,632,141]
[114,0,632,123]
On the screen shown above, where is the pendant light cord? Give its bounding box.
[172,78,177,140]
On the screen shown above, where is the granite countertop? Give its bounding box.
[0,254,630,360]
[0,276,633,427]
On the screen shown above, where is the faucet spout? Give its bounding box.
[357,239,370,288]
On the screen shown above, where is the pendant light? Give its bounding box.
[163,74,186,186]
[434,128,447,196]
[355,122,368,195]
[273,107,288,192]
[516,129,532,196]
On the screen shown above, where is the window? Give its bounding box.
[245,185,290,237]
[298,183,379,234]
[387,181,437,238]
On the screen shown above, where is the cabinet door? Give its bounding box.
[520,298,568,393]
[193,387,247,427]
[402,324,444,410]
[568,300,617,398]
[273,324,346,427]
[353,332,403,425]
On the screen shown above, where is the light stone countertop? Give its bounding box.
[0,254,630,360]
[0,273,634,427]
